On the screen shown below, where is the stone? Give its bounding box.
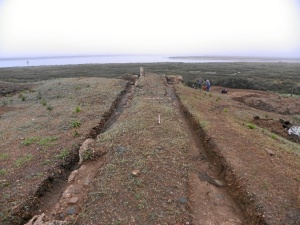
[179,197,187,203]
[66,206,77,215]
[115,146,127,153]
[68,197,79,204]
[214,180,224,186]
[266,149,275,156]
[131,170,140,176]
[68,170,78,183]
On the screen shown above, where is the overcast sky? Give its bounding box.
[0,0,300,58]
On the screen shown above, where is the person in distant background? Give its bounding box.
[205,79,210,91]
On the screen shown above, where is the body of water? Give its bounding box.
[0,55,298,68]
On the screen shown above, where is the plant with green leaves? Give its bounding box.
[71,120,81,128]
[15,154,33,168]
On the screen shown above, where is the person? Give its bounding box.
[205,79,210,91]
[196,78,202,88]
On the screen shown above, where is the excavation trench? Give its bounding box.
[22,82,134,224]
[167,85,246,224]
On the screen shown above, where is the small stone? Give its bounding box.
[266,149,274,156]
[68,197,79,204]
[214,180,224,186]
[66,206,77,215]
[68,170,79,183]
[179,197,187,203]
[131,170,140,176]
[115,146,127,153]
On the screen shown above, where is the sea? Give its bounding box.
[1,55,299,68]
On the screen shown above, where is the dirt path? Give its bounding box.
[167,85,244,224]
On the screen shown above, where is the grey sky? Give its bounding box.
[0,0,300,58]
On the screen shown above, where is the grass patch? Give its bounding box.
[0,153,10,160]
[71,120,81,128]
[15,154,33,168]
[38,136,58,146]
[0,169,7,176]
[46,105,53,111]
[246,123,256,129]
[75,106,81,113]
[57,148,69,160]
[22,137,39,146]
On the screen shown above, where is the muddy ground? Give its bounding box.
[0,73,299,225]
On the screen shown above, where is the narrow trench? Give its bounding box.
[167,85,245,224]
[22,83,134,224]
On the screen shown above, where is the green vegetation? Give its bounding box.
[71,120,81,128]
[0,169,7,176]
[0,153,10,160]
[246,123,256,129]
[22,136,57,146]
[46,104,53,111]
[0,62,299,94]
[75,106,81,113]
[15,154,33,168]
[57,148,69,160]
[22,137,39,146]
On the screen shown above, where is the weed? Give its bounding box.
[71,120,81,128]
[22,137,38,146]
[0,169,7,176]
[43,159,51,165]
[216,97,221,101]
[75,106,81,113]
[0,153,10,160]
[247,123,256,129]
[57,148,69,160]
[21,95,26,101]
[37,92,42,100]
[82,149,94,161]
[15,154,33,168]
[46,105,53,111]
[223,108,228,113]
[40,99,47,106]
[38,136,58,146]
[271,134,277,140]
[73,130,80,137]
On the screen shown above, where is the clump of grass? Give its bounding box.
[0,169,7,176]
[40,99,47,106]
[71,120,81,128]
[75,106,81,113]
[21,95,26,101]
[271,134,277,140]
[2,100,7,106]
[0,153,10,160]
[223,108,228,113]
[46,105,53,111]
[73,130,80,137]
[37,92,42,100]
[15,154,33,168]
[22,137,38,146]
[246,123,256,129]
[57,148,69,160]
[216,97,221,102]
[38,136,58,146]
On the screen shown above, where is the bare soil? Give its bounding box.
[0,73,299,225]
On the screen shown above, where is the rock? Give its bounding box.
[115,146,127,153]
[78,138,95,165]
[266,149,275,156]
[68,170,78,183]
[66,206,77,215]
[165,75,184,84]
[68,197,79,204]
[179,197,187,203]
[214,180,224,186]
[131,170,140,177]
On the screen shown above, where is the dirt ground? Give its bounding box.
[1,73,299,225]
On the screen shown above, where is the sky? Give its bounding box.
[0,0,300,58]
